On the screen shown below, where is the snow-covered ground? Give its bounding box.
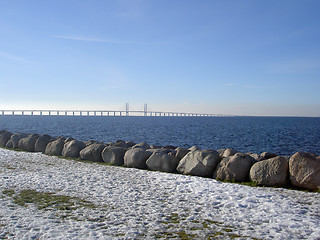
[0,148,319,240]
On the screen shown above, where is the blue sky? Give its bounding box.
[1,0,320,116]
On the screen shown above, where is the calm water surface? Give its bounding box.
[0,116,319,156]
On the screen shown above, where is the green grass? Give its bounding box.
[2,188,98,211]
[155,212,262,239]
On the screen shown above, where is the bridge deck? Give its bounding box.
[0,110,233,117]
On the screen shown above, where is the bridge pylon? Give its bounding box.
[144,104,147,116]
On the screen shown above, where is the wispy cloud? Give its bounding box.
[0,51,34,64]
[52,35,139,44]
[0,52,25,62]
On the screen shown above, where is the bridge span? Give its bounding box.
[0,110,233,117]
[0,104,234,117]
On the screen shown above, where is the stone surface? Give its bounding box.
[115,140,127,148]
[62,140,86,158]
[188,146,201,151]
[146,152,179,173]
[132,142,151,149]
[249,156,289,187]
[34,135,53,153]
[79,143,105,162]
[101,146,127,166]
[126,141,136,148]
[213,153,256,182]
[249,153,261,161]
[177,150,220,177]
[162,145,177,150]
[0,130,13,147]
[221,148,238,158]
[175,147,190,160]
[124,148,152,169]
[5,133,28,149]
[18,134,39,152]
[44,138,65,156]
[289,152,320,191]
[260,152,278,160]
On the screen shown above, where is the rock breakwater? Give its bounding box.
[1,129,319,192]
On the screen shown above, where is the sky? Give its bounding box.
[1,0,320,116]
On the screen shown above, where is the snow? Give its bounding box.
[0,148,319,239]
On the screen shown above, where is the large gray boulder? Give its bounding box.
[115,140,127,148]
[188,146,201,151]
[132,142,151,149]
[124,148,152,169]
[249,156,289,187]
[213,153,256,182]
[34,135,53,153]
[260,152,278,160]
[44,138,65,156]
[101,146,126,166]
[79,143,105,162]
[177,150,220,177]
[18,134,39,152]
[6,133,28,149]
[175,147,190,160]
[221,148,238,158]
[289,152,320,191]
[146,152,179,173]
[0,130,13,147]
[62,140,86,158]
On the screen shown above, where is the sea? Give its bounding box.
[0,116,319,156]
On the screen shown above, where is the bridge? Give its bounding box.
[0,103,234,117]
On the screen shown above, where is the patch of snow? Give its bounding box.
[0,148,319,239]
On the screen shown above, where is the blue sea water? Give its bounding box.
[0,116,319,156]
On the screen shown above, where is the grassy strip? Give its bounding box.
[154,212,262,240]
[2,188,97,211]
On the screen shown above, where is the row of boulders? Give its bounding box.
[1,129,319,192]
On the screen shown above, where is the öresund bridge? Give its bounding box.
[0,103,234,117]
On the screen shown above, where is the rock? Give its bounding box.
[18,134,39,152]
[64,137,74,143]
[162,145,177,150]
[249,156,289,187]
[150,145,161,149]
[85,140,98,146]
[260,152,278,160]
[79,143,105,162]
[132,142,151,149]
[146,149,164,154]
[115,140,127,148]
[146,152,179,173]
[101,146,126,166]
[168,151,176,157]
[44,138,65,156]
[175,147,190,160]
[177,150,220,177]
[0,130,13,147]
[213,153,256,182]
[188,146,201,151]
[124,148,152,169]
[221,148,238,158]
[126,141,136,148]
[249,153,261,161]
[62,140,86,158]
[5,133,28,149]
[34,135,53,153]
[289,152,320,191]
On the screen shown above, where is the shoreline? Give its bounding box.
[0,129,319,192]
